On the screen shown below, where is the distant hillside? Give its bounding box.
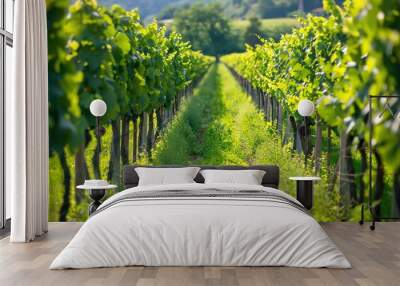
[98,0,193,19]
[161,17,299,49]
[98,0,323,20]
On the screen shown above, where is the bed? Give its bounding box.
[50,165,351,269]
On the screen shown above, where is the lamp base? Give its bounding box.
[88,189,106,215]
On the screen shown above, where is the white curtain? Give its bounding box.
[8,0,49,242]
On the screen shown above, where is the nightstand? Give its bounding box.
[77,183,117,215]
[289,177,321,210]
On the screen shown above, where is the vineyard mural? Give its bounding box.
[47,0,400,222]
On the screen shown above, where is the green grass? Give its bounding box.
[231,18,299,32]
[152,63,341,221]
[231,18,299,42]
[49,123,123,221]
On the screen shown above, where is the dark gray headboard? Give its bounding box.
[123,165,280,189]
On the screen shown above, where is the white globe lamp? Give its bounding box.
[90,99,107,117]
[298,99,315,117]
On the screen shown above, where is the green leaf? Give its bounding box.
[114,32,131,55]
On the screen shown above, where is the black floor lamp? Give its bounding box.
[297,99,315,166]
[89,99,107,177]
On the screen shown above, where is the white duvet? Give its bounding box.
[50,183,351,269]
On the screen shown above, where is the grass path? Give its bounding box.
[153,63,297,168]
[153,63,266,165]
[154,63,297,167]
[152,63,341,221]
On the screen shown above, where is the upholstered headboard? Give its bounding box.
[123,165,280,189]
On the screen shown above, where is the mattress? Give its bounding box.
[50,183,351,269]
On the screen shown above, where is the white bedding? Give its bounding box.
[50,183,351,269]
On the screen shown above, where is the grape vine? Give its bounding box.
[222,0,400,219]
[47,0,213,220]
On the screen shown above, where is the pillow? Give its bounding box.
[200,169,266,185]
[135,167,201,186]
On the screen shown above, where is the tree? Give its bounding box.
[47,0,85,221]
[174,3,234,59]
[258,0,297,18]
[244,17,263,46]
[47,0,84,156]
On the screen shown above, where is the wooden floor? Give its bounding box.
[0,222,399,286]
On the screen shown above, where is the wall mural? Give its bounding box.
[47,0,400,222]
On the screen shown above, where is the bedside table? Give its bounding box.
[77,183,117,215]
[289,177,321,210]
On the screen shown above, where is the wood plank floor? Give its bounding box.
[0,222,399,286]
